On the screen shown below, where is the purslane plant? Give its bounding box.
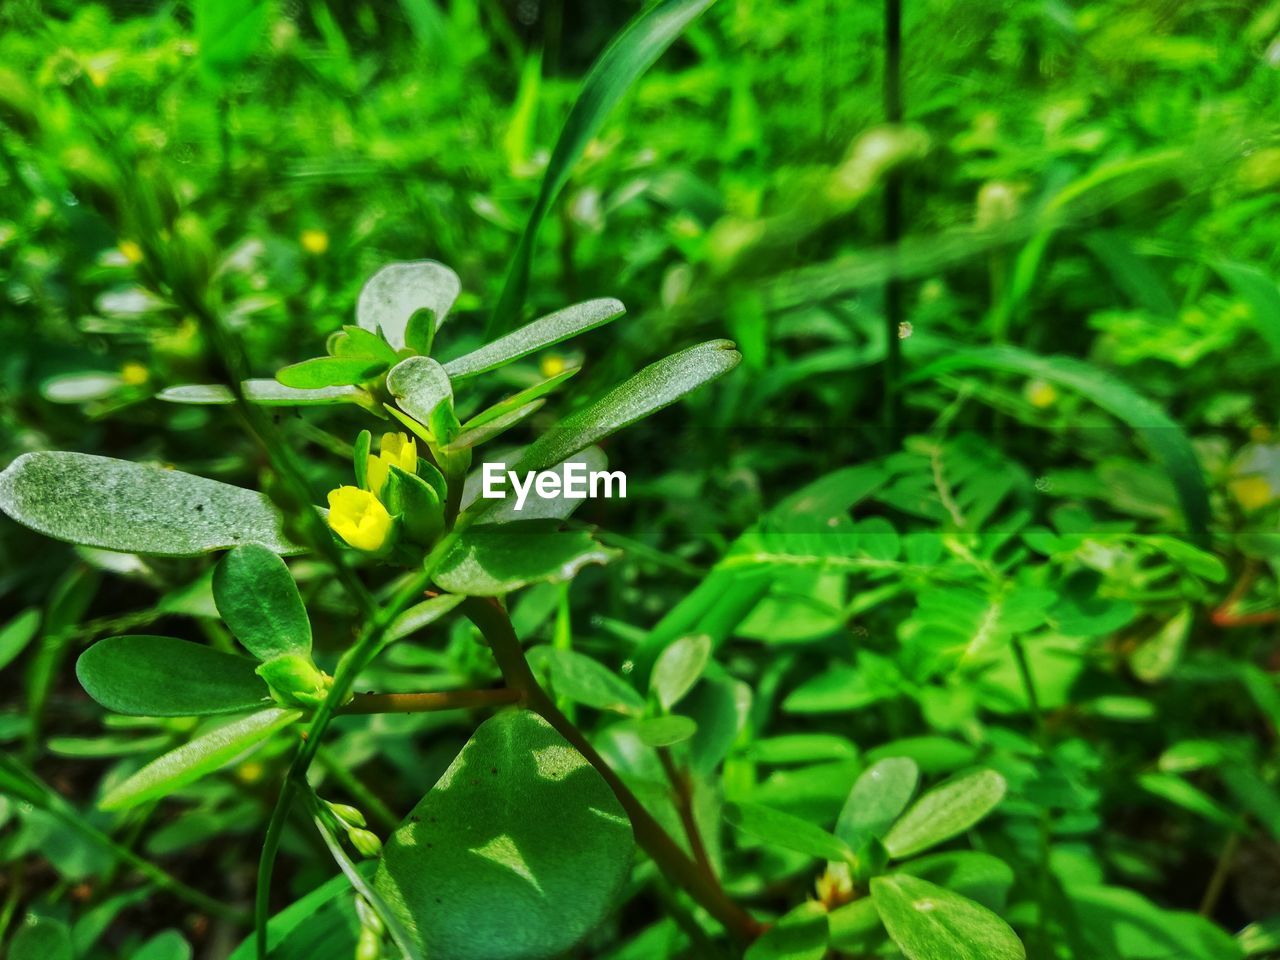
[0,261,757,959]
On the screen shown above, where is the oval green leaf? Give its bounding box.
[445,299,624,379]
[513,340,741,474]
[387,356,454,426]
[100,707,301,810]
[837,757,920,849]
[374,710,634,960]
[8,915,74,960]
[276,356,387,389]
[870,874,1025,960]
[0,452,300,556]
[650,633,711,712]
[213,545,312,662]
[883,769,1007,859]
[358,260,460,350]
[76,635,270,716]
[535,648,646,716]
[433,527,617,596]
[723,801,853,862]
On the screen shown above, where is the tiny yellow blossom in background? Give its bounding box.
[327,486,394,552]
[1231,476,1273,512]
[300,229,329,256]
[365,432,418,497]
[1025,378,1058,409]
[120,362,149,386]
[540,354,567,379]
[119,240,144,264]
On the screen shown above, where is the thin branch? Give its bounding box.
[658,747,717,883]
[339,688,521,715]
[460,597,761,944]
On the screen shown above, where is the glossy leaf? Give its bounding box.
[276,356,387,389]
[723,801,853,862]
[386,356,453,427]
[650,633,712,711]
[514,340,741,474]
[100,707,301,810]
[158,380,364,406]
[535,648,646,716]
[0,452,300,556]
[433,527,616,596]
[76,635,269,716]
[883,769,1007,859]
[358,260,460,350]
[374,710,634,959]
[0,607,41,672]
[837,757,920,849]
[8,915,74,960]
[870,874,1025,960]
[446,299,624,379]
[490,0,716,333]
[213,545,312,662]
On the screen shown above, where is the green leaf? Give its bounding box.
[76,635,270,716]
[723,801,853,862]
[100,707,301,810]
[745,901,830,960]
[433,527,617,596]
[332,325,401,364]
[489,0,716,334]
[134,930,193,960]
[513,340,741,474]
[0,452,300,556]
[384,594,466,644]
[358,260,460,350]
[213,545,312,662]
[8,915,73,960]
[374,710,634,960]
[747,734,859,766]
[897,852,1016,911]
[534,647,646,716]
[837,757,920,849]
[276,356,387,389]
[883,769,1007,859]
[386,466,445,545]
[1069,884,1242,960]
[870,874,1025,960]
[443,400,544,453]
[386,356,454,428]
[1131,605,1193,683]
[446,299,624,379]
[0,607,40,671]
[907,345,1210,542]
[227,871,364,960]
[459,367,580,431]
[158,380,364,406]
[1137,773,1237,827]
[624,714,699,747]
[1216,260,1280,359]
[650,634,711,711]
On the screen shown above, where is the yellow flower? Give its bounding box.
[327,486,394,552]
[365,432,418,498]
[119,240,144,264]
[1025,378,1058,409]
[300,229,329,256]
[540,353,567,378]
[120,362,149,386]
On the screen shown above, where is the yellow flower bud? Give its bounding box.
[118,239,144,264]
[327,486,395,552]
[300,229,329,255]
[120,362,149,386]
[365,433,418,498]
[1025,378,1058,409]
[540,354,567,379]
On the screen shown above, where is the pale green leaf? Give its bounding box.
[723,801,853,862]
[883,769,1007,859]
[837,757,920,849]
[871,874,1025,960]
[358,260,460,350]
[446,299,624,379]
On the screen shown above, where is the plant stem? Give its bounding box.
[339,688,521,715]
[882,0,904,449]
[460,597,761,943]
[1198,831,1240,918]
[658,747,717,882]
[1012,635,1053,956]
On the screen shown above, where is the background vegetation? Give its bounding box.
[2,0,1280,957]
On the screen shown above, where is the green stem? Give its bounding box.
[882,0,904,449]
[460,597,760,943]
[1012,636,1053,955]
[338,688,521,715]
